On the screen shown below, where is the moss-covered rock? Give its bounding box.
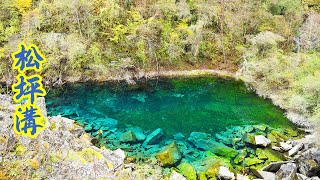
[177,162,197,180]
[155,141,181,166]
[198,172,208,180]
[243,133,256,145]
[210,143,239,159]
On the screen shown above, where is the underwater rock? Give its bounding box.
[256,148,268,160]
[170,170,187,180]
[96,117,118,128]
[234,150,247,164]
[126,127,146,141]
[254,125,267,132]
[198,172,207,180]
[177,162,197,180]
[84,124,93,132]
[210,143,238,159]
[143,128,164,146]
[244,157,264,166]
[215,133,233,146]
[243,133,255,145]
[268,130,288,143]
[244,126,254,133]
[218,166,234,180]
[254,135,271,147]
[192,156,231,174]
[188,132,238,158]
[174,133,185,140]
[285,128,298,137]
[256,148,285,162]
[120,131,137,143]
[155,141,181,166]
[275,163,297,180]
[188,132,215,149]
[132,93,147,103]
[289,143,304,157]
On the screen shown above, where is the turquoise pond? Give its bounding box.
[45,76,296,137]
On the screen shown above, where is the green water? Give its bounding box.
[46,76,295,136]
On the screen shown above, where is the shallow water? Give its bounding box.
[46,76,295,137]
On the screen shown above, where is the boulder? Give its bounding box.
[170,170,187,180]
[143,128,164,145]
[268,130,288,143]
[243,133,255,145]
[126,127,146,141]
[272,146,283,152]
[244,126,254,133]
[174,133,185,140]
[296,173,308,180]
[254,125,268,131]
[284,128,298,137]
[279,142,293,151]
[300,148,320,163]
[236,174,250,180]
[275,163,297,180]
[155,141,181,166]
[119,131,137,143]
[256,148,285,162]
[210,143,238,159]
[288,143,304,157]
[198,172,207,180]
[96,117,118,128]
[252,170,276,180]
[188,132,215,150]
[38,97,47,117]
[188,132,238,158]
[177,162,197,180]
[298,159,320,177]
[256,148,268,160]
[192,156,232,175]
[261,161,294,172]
[113,148,126,160]
[218,166,234,180]
[244,157,264,166]
[255,135,271,147]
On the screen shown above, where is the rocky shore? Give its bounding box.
[0,95,164,179]
[1,93,319,179]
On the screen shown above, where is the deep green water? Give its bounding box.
[46,76,296,136]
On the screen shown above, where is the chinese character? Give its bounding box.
[12,74,46,104]
[12,42,46,73]
[12,42,47,138]
[14,104,45,138]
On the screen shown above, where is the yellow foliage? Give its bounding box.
[15,145,25,156]
[28,159,39,170]
[13,0,32,14]
[49,122,56,130]
[0,171,6,180]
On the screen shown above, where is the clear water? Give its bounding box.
[46,76,296,137]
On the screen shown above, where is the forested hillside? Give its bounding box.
[0,0,320,123]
